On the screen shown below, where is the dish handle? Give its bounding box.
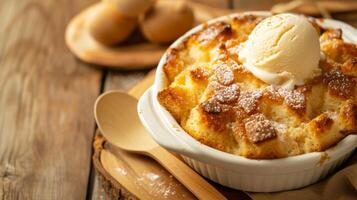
[138,88,197,157]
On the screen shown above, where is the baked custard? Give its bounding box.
[157,14,357,159]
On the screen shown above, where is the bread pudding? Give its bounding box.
[157,14,357,159]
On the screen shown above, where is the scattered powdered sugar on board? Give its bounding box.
[114,167,128,176]
[145,172,161,181]
[133,171,189,199]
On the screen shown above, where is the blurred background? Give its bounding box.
[0,0,357,199]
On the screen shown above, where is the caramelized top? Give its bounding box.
[323,69,356,99]
[158,14,357,158]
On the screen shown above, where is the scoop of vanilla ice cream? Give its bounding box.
[238,13,321,89]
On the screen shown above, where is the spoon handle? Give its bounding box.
[148,146,227,200]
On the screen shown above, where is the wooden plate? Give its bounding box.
[93,134,196,199]
[65,1,230,70]
[92,71,251,199]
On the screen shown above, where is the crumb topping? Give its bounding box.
[244,113,277,143]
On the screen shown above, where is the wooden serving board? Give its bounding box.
[92,70,251,199]
[66,1,231,70]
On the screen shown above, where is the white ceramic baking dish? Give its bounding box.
[138,11,357,192]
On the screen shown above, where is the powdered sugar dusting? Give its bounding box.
[263,86,306,111]
[244,113,277,143]
[215,84,240,103]
[273,122,288,134]
[201,82,240,113]
[278,88,306,110]
[201,99,223,113]
[115,168,128,176]
[145,172,161,181]
[134,171,190,199]
[214,63,235,85]
[323,69,356,99]
[238,91,262,114]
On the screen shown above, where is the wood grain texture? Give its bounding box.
[90,70,148,200]
[99,143,196,200]
[65,2,167,70]
[192,0,230,8]
[93,84,226,199]
[92,3,357,199]
[104,70,148,92]
[0,0,101,199]
[232,0,357,17]
[90,8,357,199]
[1,0,355,199]
[232,0,289,11]
[65,0,229,70]
[90,71,198,200]
[91,71,251,200]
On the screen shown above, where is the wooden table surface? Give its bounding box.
[0,0,356,199]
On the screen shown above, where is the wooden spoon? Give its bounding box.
[94,91,227,200]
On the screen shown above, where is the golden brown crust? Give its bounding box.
[311,113,334,135]
[323,69,356,99]
[196,22,233,48]
[158,15,357,159]
[163,48,184,82]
